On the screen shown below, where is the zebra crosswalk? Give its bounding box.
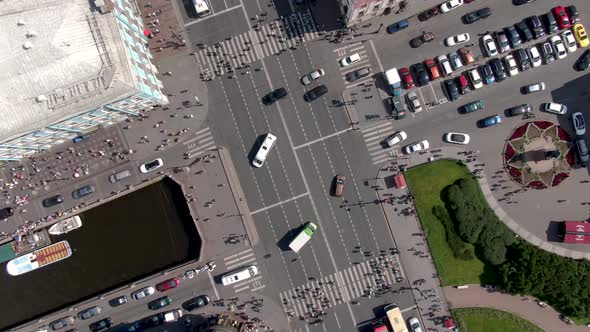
[279,256,403,318]
[222,248,266,293]
[194,12,319,75]
[361,122,400,165]
[183,127,216,158]
[334,43,374,88]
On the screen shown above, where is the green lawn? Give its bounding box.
[452,308,544,332]
[405,159,496,286]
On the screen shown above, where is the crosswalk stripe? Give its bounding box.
[223,248,253,261]
[226,256,257,270]
[361,122,392,133]
[235,285,250,293]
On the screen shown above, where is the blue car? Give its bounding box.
[479,64,495,84]
[480,115,502,127]
[72,134,91,143]
[387,19,409,34]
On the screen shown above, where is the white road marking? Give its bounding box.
[293,128,352,150]
[249,192,310,215]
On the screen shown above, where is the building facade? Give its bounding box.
[0,0,167,161]
[337,0,406,27]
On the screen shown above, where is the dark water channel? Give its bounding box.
[0,178,201,330]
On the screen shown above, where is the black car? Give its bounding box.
[514,49,531,71]
[543,12,557,34]
[262,88,288,105]
[508,104,532,116]
[540,41,555,64]
[108,295,128,307]
[575,50,590,71]
[463,7,491,24]
[140,314,164,328]
[566,6,579,23]
[444,80,460,101]
[490,59,507,81]
[527,16,545,39]
[89,318,112,332]
[345,67,371,82]
[42,195,64,208]
[183,295,210,311]
[495,30,510,53]
[412,63,429,86]
[516,21,534,42]
[0,207,14,220]
[513,0,535,5]
[304,85,328,102]
[504,25,521,48]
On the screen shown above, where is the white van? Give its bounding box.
[221,265,258,286]
[193,0,211,17]
[252,134,277,168]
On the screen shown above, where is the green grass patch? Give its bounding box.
[405,159,497,286]
[452,307,544,332]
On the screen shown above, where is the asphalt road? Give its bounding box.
[188,0,590,331]
[10,0,590,331]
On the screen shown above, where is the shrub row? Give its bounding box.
[432,205,474,260]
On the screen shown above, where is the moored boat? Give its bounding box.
[48,216,82,235]
[6,240,72,276]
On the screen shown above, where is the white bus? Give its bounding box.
[221,265,258,286]
[252,133,277,168]
[384,304,409,332]
[193,0,211,17]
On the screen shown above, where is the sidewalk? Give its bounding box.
[375,160,452,331]
[444,285,585,331]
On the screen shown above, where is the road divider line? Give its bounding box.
[250,192,310,215]
[293,128,352,150]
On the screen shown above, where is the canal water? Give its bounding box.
[0,178,201,330]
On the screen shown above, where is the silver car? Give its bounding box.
[406,92,423,113]
[522,82,545,94]
[78,306,101,320]
[573,112,586,136]
[50,316,75,330]
[300,69,325,85]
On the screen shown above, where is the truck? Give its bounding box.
[385,68,402,96]
[289,222,318,253]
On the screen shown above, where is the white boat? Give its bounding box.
[48,216,82,235]
[6,241,72,276]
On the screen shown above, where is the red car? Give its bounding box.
[423,59,440,80]
[553,6,571,30]
[399,67,415,89]
[156,278,180,292]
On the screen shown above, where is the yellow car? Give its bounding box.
[573,23,589,48]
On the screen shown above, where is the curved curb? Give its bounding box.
[444,285,585,331]
[395,146,590,260]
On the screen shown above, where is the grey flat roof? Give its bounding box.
[0,0,135,142]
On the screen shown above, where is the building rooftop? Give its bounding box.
[0,0,135,142]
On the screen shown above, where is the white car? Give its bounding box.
[482,35,498,57]
[408,317,423,332]
[301,69,325,85]
[132,286,155,300]
[139,158,163,173]
[440,0,463,13]
[562,30,578,53]
[543,102,567,115]
[385,131,407,147]
[445,33,470,46]
[437,54,453,76]
[573,112,586,136]
[163,309,183,322]
[403,140,430,154]
[523,82,545,94]
[504,55,519,76]
[550,35,567,59]
[340,53,361,67]
[444,132,471,145]
[528,46,542,67]
[468,69,483,89]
